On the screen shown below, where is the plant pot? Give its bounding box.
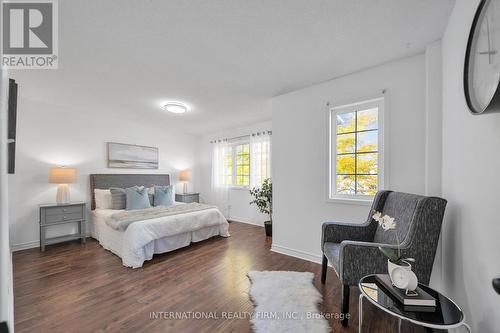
[387,259,411,285]
[264,221,272,237]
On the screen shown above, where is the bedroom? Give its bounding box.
[0,0,499,332]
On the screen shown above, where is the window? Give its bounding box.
[213,132,271,189]
[235,143,250,186]
[222,142,251,187]
[220,137,271,188]
[329,98,384,200]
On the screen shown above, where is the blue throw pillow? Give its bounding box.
[154,185,174,207]
[125,186,151,210]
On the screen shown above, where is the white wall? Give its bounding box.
[0,63,14,330]
[424,41,446,289]
[9,98,201,250]
[425,40,443,197]
[271,54,427,262]
[440,1,500,331]
[199,120,272,226]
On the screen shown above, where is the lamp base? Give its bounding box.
[183,182,188,194]
[56,184,70,204]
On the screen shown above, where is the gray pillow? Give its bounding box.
[109,187,126,210]
[126,186,151,210]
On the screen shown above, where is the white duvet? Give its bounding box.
[93,205,230,268]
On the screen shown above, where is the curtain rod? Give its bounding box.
[210,130,272,143]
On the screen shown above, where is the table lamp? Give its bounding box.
[49,167,77,204]
[179,170,192,194]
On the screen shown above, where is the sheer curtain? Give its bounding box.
[250,131,272,188]
[211,139,230,217]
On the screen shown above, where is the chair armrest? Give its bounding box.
[321,221,374,245]
[339,241,407,285]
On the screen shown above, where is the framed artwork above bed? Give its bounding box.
[107,142,159,169]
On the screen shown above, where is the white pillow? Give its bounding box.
[94,189,112,209]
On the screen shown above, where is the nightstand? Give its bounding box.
[39,202,87,251]
[175,193,200,203]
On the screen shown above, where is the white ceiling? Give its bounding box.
[11,0,455,135]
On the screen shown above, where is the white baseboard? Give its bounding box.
[229,216,264,227]
[11,240,39,252]
[271,243,323,265]
[11,232,93,252]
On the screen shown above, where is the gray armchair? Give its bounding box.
[321,190,447,326]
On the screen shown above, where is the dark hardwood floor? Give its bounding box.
[13,222,434,333]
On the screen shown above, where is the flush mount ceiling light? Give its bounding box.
[162,102,189,114]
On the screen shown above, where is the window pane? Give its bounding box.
[233,142,250,186]
[236,164,244,176]
[357,175,378,195]
[336,112,355,134]
[357,130,378,152]
[226,175,232,185]
[357,108,378,131]
[337,175,355,194]
[336,133,355,153]
[357,153,378,174]
[337,154,355,174]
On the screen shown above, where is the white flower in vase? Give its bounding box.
[372,211,383,223]
[372,210,402,262]
[372,210,417,287]
[381,215,396,230]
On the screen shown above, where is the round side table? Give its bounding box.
[358,275,471,333]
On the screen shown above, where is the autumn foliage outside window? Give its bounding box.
[224,143,251,187]
[331,98,383,198]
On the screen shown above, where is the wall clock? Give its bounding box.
[464,0,500,114]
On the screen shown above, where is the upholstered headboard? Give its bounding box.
[89,174,170,210]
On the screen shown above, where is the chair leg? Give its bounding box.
[341,284,350,327]
[321,255,328,284]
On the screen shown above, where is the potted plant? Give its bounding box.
[372,211,416,283]
[249,178,272,236]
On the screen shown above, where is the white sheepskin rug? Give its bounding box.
[247,271,331,333]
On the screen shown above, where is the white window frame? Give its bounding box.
[228,141,251,189]
[328,97,385,204]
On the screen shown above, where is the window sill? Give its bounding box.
[327,196,373,206]
[229,186,250,191]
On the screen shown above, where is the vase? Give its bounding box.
[264,221,272,237]
[387,259,411,285]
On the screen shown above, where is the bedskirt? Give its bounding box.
[92,209,229,268]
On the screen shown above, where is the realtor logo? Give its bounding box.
[2,0,58,69]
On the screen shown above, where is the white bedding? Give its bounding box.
[92,203,229,268]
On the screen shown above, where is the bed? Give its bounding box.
[90,174,229,268]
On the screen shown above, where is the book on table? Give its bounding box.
[375,274,436,308]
